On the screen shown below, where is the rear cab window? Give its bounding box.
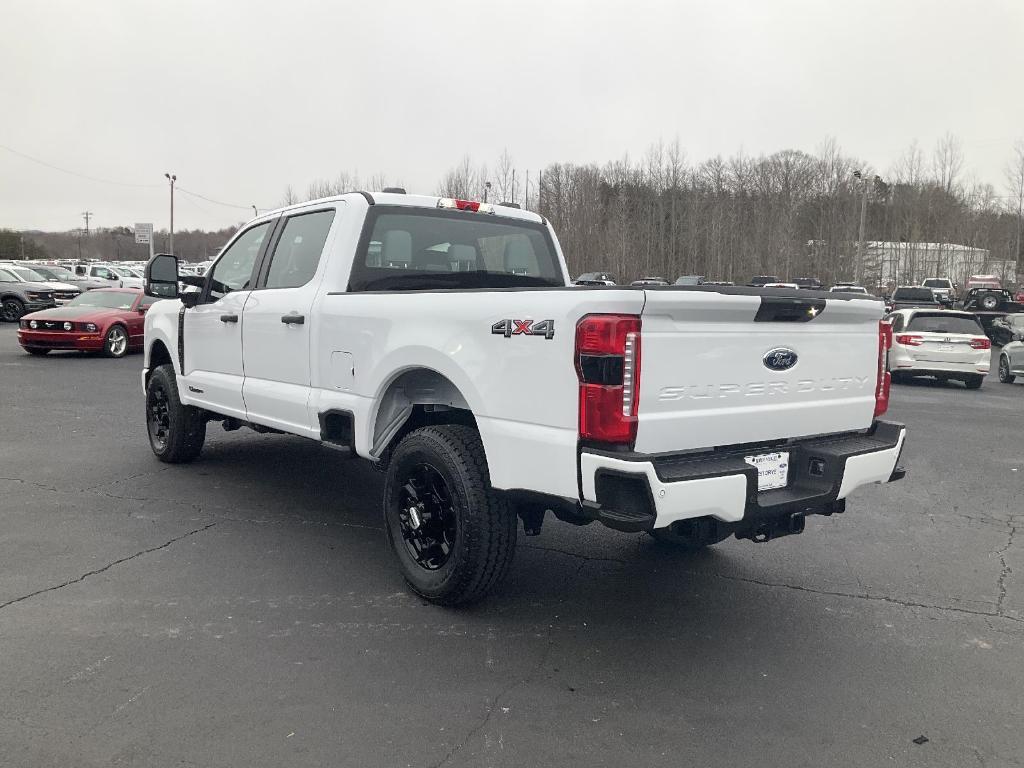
[348,207,564,291]
[893,288,937,301]
[906,313,983,335]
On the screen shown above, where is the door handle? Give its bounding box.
[220,314,238,323]
[281,314,305,325]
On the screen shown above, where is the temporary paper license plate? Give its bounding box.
[744,451,790,491]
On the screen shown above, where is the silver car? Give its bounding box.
[997,334,1024,384]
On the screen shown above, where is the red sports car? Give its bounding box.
[17,288,158,357]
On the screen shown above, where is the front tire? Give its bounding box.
[964,374,984,390]
[998,355,1016,384]
[103,324,129,358]
[1,298,25,322]
[383,425,516,606]
[146,364,206,463]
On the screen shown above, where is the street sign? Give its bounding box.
[134,223,153,245]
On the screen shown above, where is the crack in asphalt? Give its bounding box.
[427,631,555,768]
[995,524,1017,616]
[521,543,1024,625]
[0,523,216,613]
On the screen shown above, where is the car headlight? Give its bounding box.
[84,323,98,332]
[29,320,38,329]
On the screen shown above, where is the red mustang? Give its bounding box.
[17,288,158,357]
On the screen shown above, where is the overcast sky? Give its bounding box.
[2,0,1021,232]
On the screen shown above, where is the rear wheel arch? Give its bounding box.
[368,367,478,463]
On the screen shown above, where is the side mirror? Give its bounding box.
[145,253,180,299]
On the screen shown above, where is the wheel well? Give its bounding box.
[371,368,474,460]
[148,339,172,379]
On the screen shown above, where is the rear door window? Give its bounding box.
[263,209,336,289]
[349,207,563,291]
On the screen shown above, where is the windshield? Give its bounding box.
[350,207,564,291]
[922,279,951,288]
[68,291,137,310]
[109,266,134,277]
[893,288,936,301]
[11,267,46,282]
[906,313,982,334]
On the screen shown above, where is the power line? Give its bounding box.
[0,143,162,188]
[1,142,267,212]
[176,186,255,210]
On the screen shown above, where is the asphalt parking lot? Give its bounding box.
[0,326,1021,768]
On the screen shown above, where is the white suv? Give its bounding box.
[886,308,990,389]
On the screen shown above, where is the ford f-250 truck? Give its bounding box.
[141,191,907,605]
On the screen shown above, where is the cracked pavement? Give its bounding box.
[0,330,1021,767]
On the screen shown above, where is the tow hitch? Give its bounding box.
[741,512,806,543]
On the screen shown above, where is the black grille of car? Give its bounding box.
[31,320,75,332]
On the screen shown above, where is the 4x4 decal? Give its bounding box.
[491,319,555,340]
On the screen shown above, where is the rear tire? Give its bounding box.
[145,364,206,463]
[383,425,516,606]
[24,347,49,356]
[649,518,732,550]
[998,355,1016,384]
[964,374,984,390]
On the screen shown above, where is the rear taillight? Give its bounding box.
[875,320,892,418]
[895,334,924,346]
[970,337,992,350]
[575,314,642,445]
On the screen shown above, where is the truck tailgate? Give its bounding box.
[635,290,884,454]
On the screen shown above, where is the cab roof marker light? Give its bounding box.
[437,198,496,214]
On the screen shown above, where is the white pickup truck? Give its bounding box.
[141,191,906,605]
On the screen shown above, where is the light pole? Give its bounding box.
[164,173,177,255]
[483,181,491,203]
[852,171,880,286]
[251,205,258,218]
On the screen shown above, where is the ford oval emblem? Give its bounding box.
[763,347,798,371]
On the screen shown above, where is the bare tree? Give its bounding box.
[932,133,964,195]
[1005,139,1024,266]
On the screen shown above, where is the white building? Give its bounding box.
[860,242,1015,288]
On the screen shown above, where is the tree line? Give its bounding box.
[10,135,1024,286]
[434,137,1024,286]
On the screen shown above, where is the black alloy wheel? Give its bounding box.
[147,377,171,452]
[1,298,25,322]
[396,462,459,570]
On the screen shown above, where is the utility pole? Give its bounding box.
[164,172,177,255]
[511,169,516,205]
[81,211,93,236]
[483,181,491,203]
